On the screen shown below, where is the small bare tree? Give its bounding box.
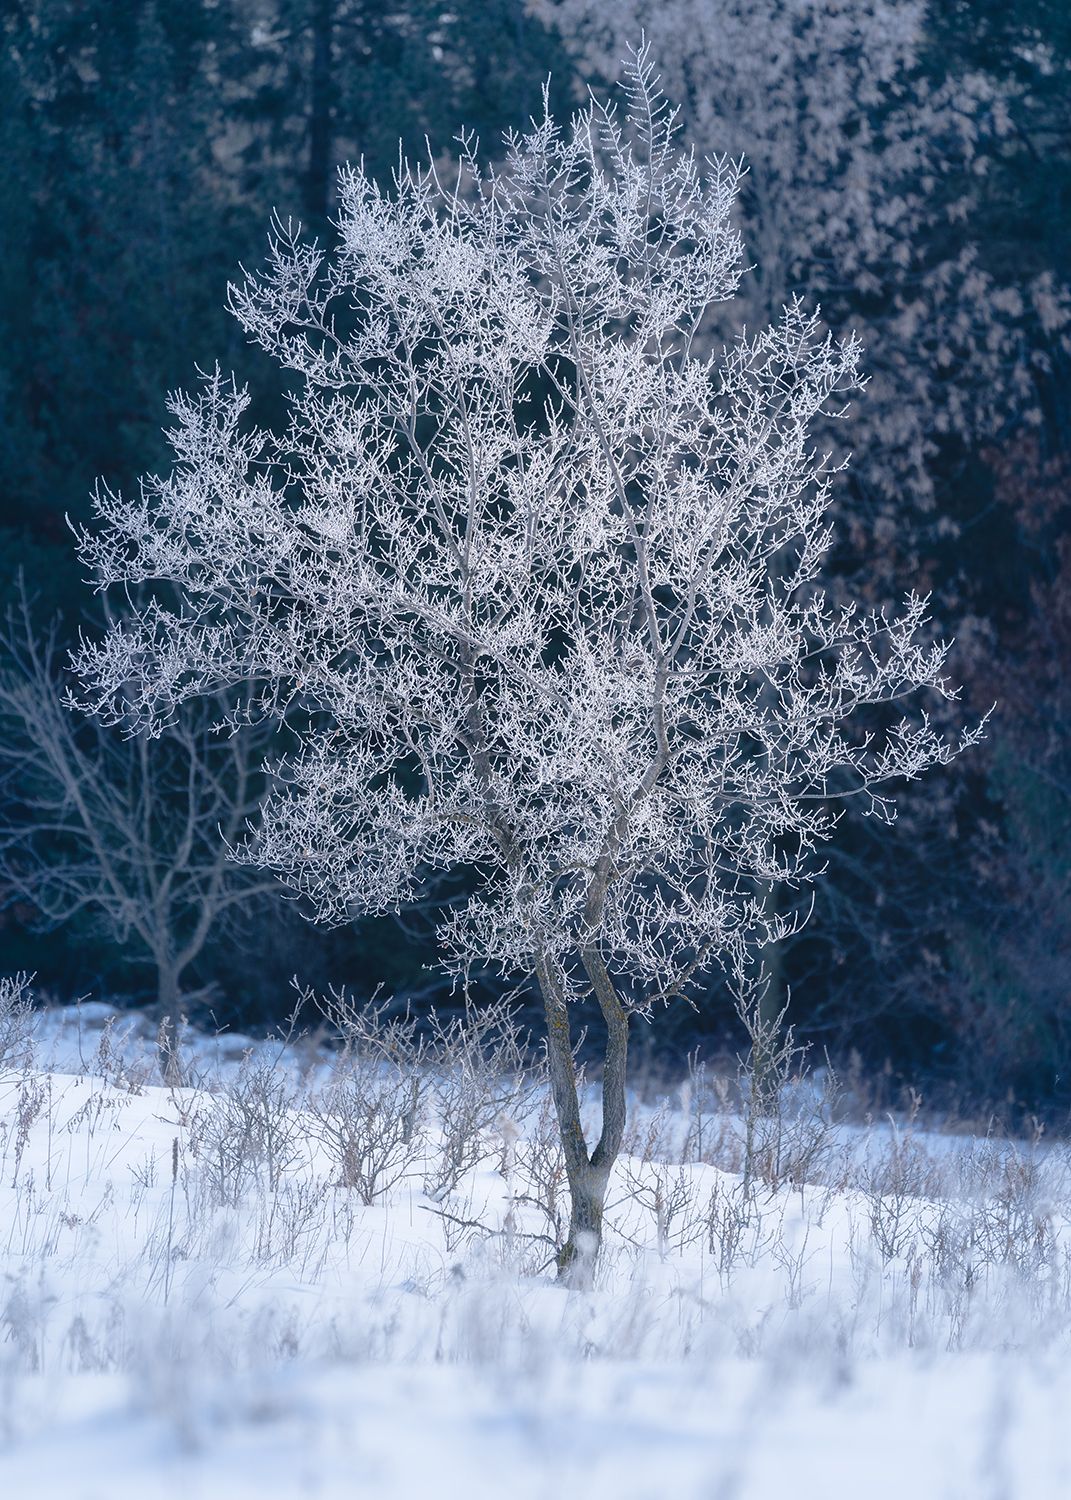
[72,50,981,1269]
[0,595,280,1073]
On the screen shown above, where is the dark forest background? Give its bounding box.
[1,0,1068,1115]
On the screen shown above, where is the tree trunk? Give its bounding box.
[756,880,785,1031]
[155,965,185,1086]
[559,1161,611,1276]
[534,951,629,1283]
[305,0,335,225]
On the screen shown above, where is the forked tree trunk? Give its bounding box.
[534,950,629,1282]
[560,1160,612,1272]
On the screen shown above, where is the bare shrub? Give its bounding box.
[0,973,36,1072]
[616,1099,703,1257]
[309,990,430,1205]
[704,1177,762,1280]
[865,1100,936,1263]
[685,1066,747,1174]
[304,986,542,1208]
[421,999,541,1202]
[921,1203,978,1288]
[513,1093,570,1252]
[619,1155,703,1258]
[736,979,839,1193]
[313,1067,424,1206]
[193,1054,305,1206]
[253,1178,330,1268]
[959,1143,1054,1279]
[623,1102,675,1166]
[678,1052,721,1166]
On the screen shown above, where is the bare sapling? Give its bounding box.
[72,46,982,1277]
[0,589,280,1080]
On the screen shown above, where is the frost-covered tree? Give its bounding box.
[72,52,979,1269]
[531,0,1071,530]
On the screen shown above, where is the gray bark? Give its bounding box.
[535,951,629,1281]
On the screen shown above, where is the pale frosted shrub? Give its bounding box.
[0,973,36,1072]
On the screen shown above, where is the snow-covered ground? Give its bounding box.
[1,1000,1069,1498]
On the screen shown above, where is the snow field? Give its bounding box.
[0,1002,1069,1498]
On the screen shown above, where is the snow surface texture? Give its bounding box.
[1,999,1068,1499]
